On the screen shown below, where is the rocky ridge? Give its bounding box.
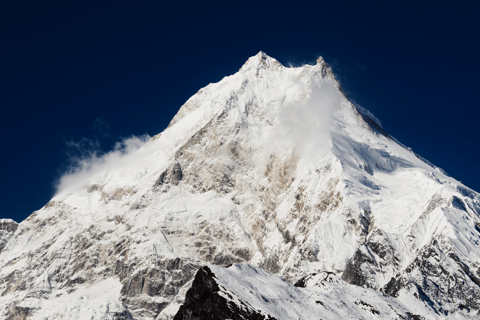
[0,219,18,255]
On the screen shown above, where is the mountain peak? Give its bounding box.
[255,50,267,58]
[316,56,325,64]
[240,51,283,71]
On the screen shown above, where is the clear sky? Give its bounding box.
[1,1,479,222]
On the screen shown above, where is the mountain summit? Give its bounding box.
[1,53,480,319]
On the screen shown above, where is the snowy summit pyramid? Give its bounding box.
[2,52,480,320]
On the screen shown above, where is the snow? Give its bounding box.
[0,218,17,224]
[210,263,442,320]
[20,278,123,320]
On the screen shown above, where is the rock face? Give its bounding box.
[0,219,18,255]
[174,266,272,320]
[1,51,480,319]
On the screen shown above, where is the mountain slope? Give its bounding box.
[1,52,480,319]
[175,263,439,320]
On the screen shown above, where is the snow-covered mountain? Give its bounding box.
[2,52,480,320]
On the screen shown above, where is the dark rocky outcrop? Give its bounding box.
[174,266,275,320]
[5,305,33,320]
[342,228,402,289]
[0,220,18,233]
[156,160,183,187]
[0,219,18,255]
[341,245,376,287]
[293,275,310,288]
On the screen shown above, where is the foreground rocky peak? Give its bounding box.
[1,52,480,319]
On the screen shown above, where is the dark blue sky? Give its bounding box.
[2,1,479,222]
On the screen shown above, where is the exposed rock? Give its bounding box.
[5,305,33,320]
[383,239,480,316]
[174,266,273,320]
[341,245,376,287]
[0,219,18,255]
[156,160,183,187]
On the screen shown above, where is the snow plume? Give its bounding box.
[286,61,316,68]
[55,134,151,195]
[272,80,342,167]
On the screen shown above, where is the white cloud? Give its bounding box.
[269,79,341,165]
[55,134,151,195]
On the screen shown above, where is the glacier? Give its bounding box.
[1,52,480,319]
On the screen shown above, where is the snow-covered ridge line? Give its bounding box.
[0,219,17,224]
[175,263,440,320]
